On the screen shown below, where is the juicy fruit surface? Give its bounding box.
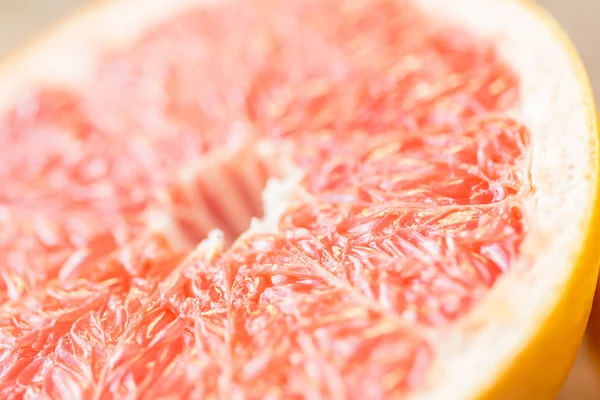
[0,0,530,397]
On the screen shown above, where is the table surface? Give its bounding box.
[0,1,599,398]
[559,341,600,399]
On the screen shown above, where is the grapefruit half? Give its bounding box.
[0,0,598,398]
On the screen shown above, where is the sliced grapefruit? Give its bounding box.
[0,0,598,398]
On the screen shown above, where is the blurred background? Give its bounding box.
[0,0,599,99]
[0,0,599,398]
[541,0,600,100]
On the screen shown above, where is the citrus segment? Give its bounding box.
[225,232,432,398]
[0,206,142,303]
[91,240,229,399]
[247,2,518,137]
[0,86,264,239]
[0,234,184,398]
[0,64,267,302]
[292,117,530,206]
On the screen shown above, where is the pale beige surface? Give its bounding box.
[540,0,600,101]
[559,341,600,399]
[0,0,85,55]
[0,0,598,399]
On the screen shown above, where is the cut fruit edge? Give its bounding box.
[413,1,599,398]
[0,0,598,398]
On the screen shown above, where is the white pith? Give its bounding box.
[0,0,596,399]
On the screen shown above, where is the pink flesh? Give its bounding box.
[0,0,529,397]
